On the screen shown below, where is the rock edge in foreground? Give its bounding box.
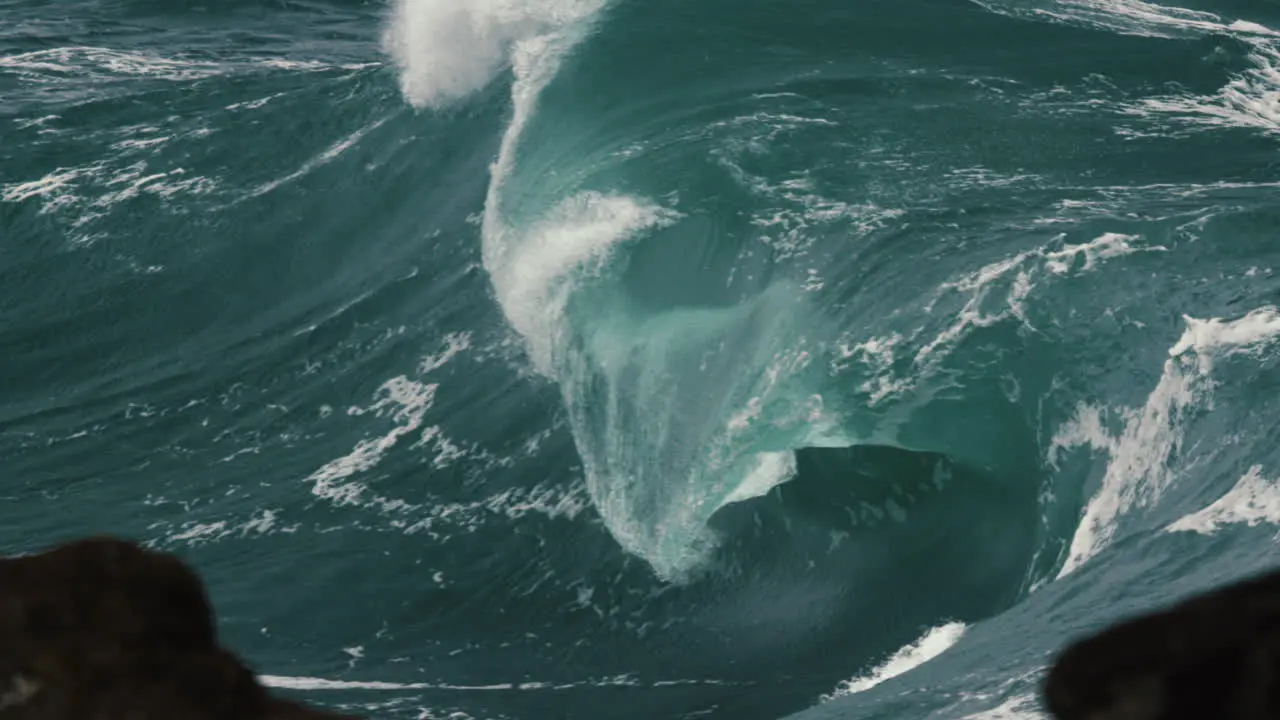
[1045,567,1280,720]
[0,536,362,720]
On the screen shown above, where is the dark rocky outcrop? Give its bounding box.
[0,536,361,720]
[1044,568,1280,720]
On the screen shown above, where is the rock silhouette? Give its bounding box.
[0,536,361,720]
[1044,568,1280,720]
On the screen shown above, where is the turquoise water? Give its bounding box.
[4,0,1280,717]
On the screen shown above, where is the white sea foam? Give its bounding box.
[306,376,437,509]
[384,0,681,377]
[110,135,172,152]
[93,164,218,207]
[403,483,588,539]
[263,676,435,691]
[1053,307,1280,577]
[1042,233,1147,275]
[975,0,1280,135]
[2,159,220,227]
[486,191,677,372]
[975,0,1277,39]
[156,509,295,546]
[834,333,915,406]
[1131,44,1280,135]
[262,672,744,692]
[1167,464,1280,534]
[0,46,372,81]
[915,250,1036,364]
[419,331,473,373]
[822,622,968,701]
[1,167,86,205]
[1045,0,1241,37]
[1169,308,1280,369]
[961,694,1047,719]
[248,118,388,198]
[382,0,604,109]
[0,47,226,80]
[916,233,1162,367]
[719,130,904,263]
[721,451,796,504]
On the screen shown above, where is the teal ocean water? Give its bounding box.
[4,0,1280,717]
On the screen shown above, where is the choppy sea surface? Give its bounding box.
[4,0,1280,717]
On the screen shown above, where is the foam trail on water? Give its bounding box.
[1052,307,1280,577]
[1136,46,1280,135]
[974,0,1278,39]
[263,674,748,692]
[961,695,1047,719]
[1167,464,1280,535]
[821,622,968,701]
[978,0,1280,135]
[262,676,434,691]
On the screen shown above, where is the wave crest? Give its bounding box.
[383,0,603,109]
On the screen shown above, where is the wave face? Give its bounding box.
[6,0,1280,718]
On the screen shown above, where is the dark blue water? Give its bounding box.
[4,0,1280,717]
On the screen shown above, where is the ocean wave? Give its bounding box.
[8,0,1280,717]
[839,232,1167,409]
[384,0,805,579]
[1052,306,1280,577]
[975,0,1280,138]
[1167,463,1280,534]
[1128,44,1280,134]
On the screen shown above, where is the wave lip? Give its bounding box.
[821,622,969,701]
[489,191,678,373]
